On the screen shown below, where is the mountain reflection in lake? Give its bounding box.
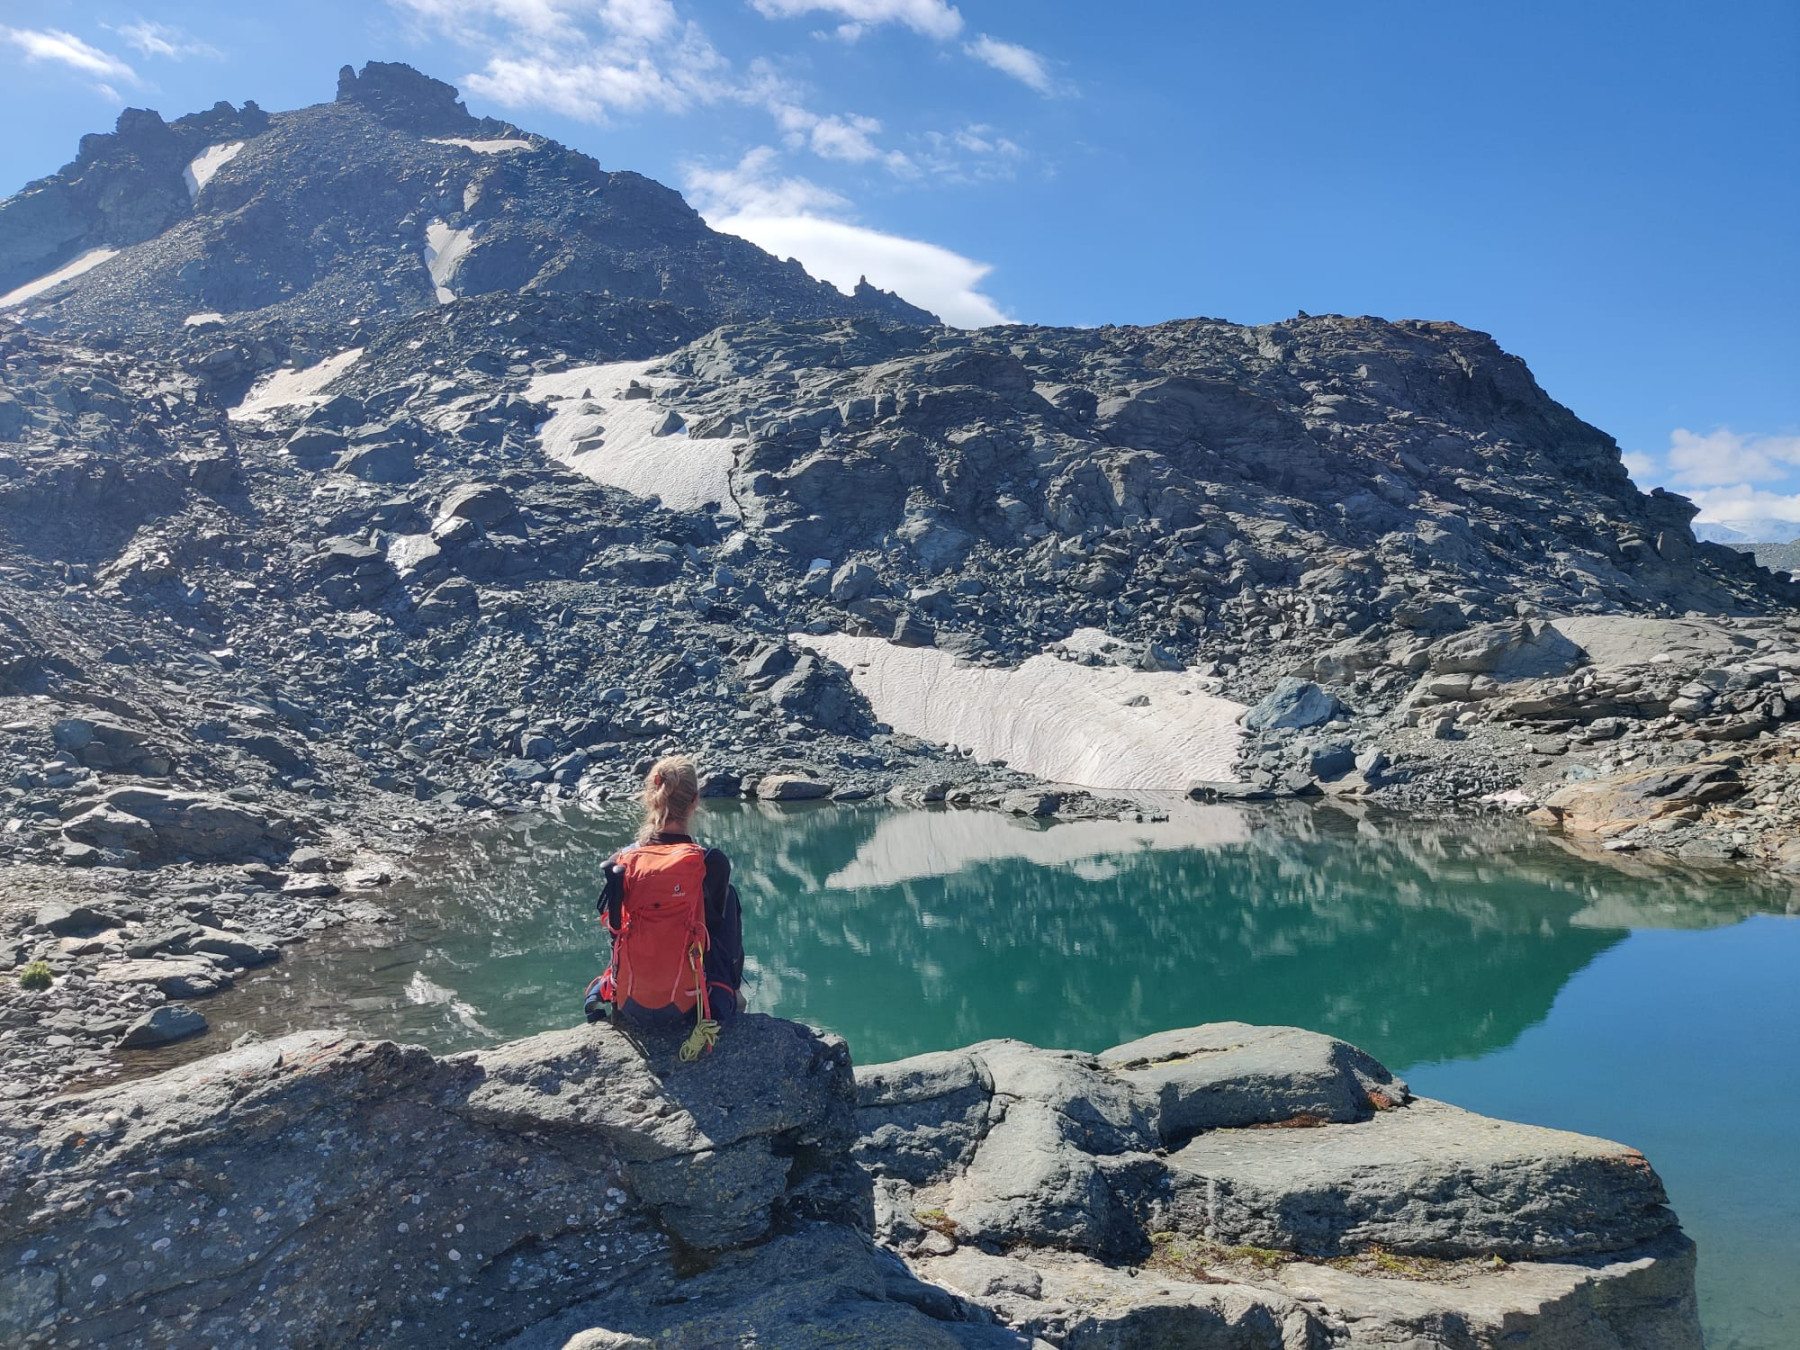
[127,799,1799,1350]
[189,798,1792,1069]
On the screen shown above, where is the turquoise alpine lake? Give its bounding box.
[186,799,1798,1349]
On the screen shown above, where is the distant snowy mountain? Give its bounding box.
[1692,520,1800,545]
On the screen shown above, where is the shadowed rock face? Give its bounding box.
[0,1017,1700,1349]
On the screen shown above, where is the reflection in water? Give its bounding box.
[178,799,1791,1072]
[127,800,1797,1350]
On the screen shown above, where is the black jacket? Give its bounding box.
[598,832,744,1008]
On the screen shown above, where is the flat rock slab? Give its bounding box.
[1273,1229,1701,1349]
[1547,616,1751,670]
[0,1016,856,1349]
[1164,1098,1675,1259]
[912,1233,1701,1350]
[92,956,234,997]
[1100,1022,1409,1140]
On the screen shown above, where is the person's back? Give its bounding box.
[585,755,743,1055]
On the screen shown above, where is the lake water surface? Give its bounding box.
[179,799,1799,1349]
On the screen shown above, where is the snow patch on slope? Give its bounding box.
[428,137,534,154]
[231,349,365,422]
[423,220,475,304]
[528,360,742,516]
[825,801,1252,890]
[184,142,244,201]
[797,634,1246,790]
[0,249,119,308]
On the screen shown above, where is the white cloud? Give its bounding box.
[965,33,1053,93]
[686,149,1006,326]
[1660,427,1800,489]
[111,20,221,60]
[749,0,964,40]
[684,145,851,216]
[715,215,1008,327]
[1619,450,1657,482]
[1684,486,1800,527]
[1,27,139,87]
[394,0,728,120]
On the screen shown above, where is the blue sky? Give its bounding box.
[3,1,1796,527]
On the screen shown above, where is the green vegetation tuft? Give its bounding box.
[914,1207,960,1238]
[1147,1231,1292,1281]
[16,960,53,991]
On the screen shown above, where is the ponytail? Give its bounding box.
[637,754,700,843]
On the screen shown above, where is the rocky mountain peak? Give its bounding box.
[333,60,474,134]
[0,62,939,336]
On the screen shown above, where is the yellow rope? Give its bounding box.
[679,1017,720,1061]
[677,941,718,1062]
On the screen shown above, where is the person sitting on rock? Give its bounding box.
[585,755,743,1057]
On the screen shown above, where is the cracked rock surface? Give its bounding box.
[0,1018,1699,1349]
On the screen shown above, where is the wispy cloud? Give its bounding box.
[749,0,964,41]
[1,27,139,96]
[684,145,851,215]
[749,0,1057,93]
[918,123,1024,180]
[111,19,222,61]
[394,0,730,120]
[965,34,1053,94]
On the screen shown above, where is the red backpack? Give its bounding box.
[597,842,714,1028]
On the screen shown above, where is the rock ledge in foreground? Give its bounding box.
[0,1018,1702,1350]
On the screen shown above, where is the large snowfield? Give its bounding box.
[798,632,1246,790]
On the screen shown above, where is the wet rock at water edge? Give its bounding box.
[755,774,833,801]
[117,1004,209,1048]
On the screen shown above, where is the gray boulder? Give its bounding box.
[1162,1096,1676,1259]
[415,575,479,624]
[439,481,519,528]
[755,774,833,801]
[186,927,281,967]
[1242,678,1342,732]
[117,1004,208,1049]
[1100,1022,1409,1141]
[591,546,682,586]
[855,1050,995,1186]
[62,787,293,863]
[1426,619,1584,681]
[31,901,121,937]
[830,561,879,603]
[334,441,416,484]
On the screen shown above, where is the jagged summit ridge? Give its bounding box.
[0,61,937,334]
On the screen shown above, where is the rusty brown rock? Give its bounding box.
[1537,762,1744,837]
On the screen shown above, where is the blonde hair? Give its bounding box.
[637,754,700,843]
